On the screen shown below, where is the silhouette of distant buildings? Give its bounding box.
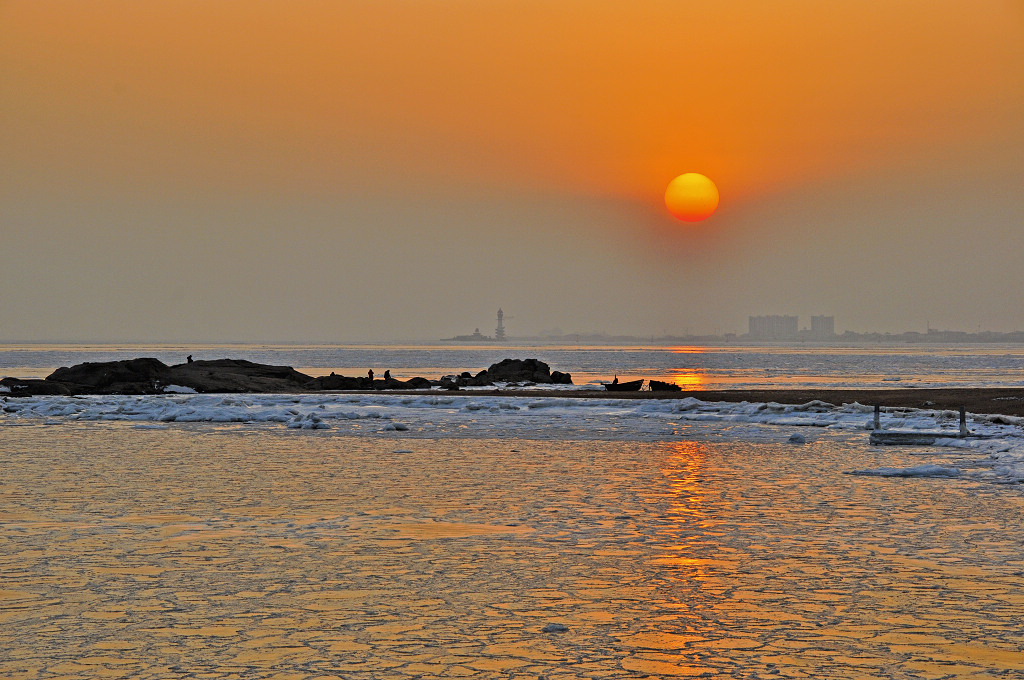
[443,310,1024,345]
[810,315,835,339]
[748,315,799,340]
[747,315,836,340]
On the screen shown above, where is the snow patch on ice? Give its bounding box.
[163,385,198,394]
[849,464,962,478]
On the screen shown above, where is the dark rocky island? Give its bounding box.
[11,358,1024,418]
[0,357,572,396]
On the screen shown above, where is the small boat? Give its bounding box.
[648,379,682,392]
[604,379,644,392]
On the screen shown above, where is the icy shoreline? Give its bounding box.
[5,391,1024,485]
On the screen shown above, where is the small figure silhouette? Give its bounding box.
[384,370,391,380]
[368,369,374,381]
[187,355,193,363]
[612,375,618,385]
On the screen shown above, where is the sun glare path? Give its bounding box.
[670,370,706,389]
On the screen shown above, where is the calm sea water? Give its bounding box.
[5,342,1024,389]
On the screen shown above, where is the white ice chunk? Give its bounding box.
[849,464,962,478]
[163,385,198,394]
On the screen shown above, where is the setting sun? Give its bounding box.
[665,173,719,222]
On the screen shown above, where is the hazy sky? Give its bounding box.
[2,1,1022,342]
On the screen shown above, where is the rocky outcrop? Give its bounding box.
[307,374,436,391]
[477,358,572,385]
[3,356,572,396]
[435,359,573,387]
[164,359,314,393]
[47,358,169,391]
[306,374,370,390]
[39,358,315,394]
[1,377,74,396]
[379,376,432,390]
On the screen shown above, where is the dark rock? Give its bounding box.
[42,358,315,394]
[308,374,432,391]
[550,370,573,385]
[1,377,74,396]
[46,358,170,390]
[18,355,574,395]
[307,374,366,390]
[465,369,492,387]
[435,375,461,390]
[484,358,572,385]
[163,359,314,393]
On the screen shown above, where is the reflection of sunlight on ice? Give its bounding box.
[654,441,714,582]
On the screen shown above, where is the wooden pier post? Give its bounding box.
[959,406,969,436]
[874,404,881,431]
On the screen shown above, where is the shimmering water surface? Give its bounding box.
[2,423,1023,678]
[7,342,1024,388]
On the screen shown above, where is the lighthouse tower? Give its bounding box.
[495,308,506,341]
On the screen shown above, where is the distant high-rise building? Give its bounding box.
[810,315,835,338]
[748,315,798,340]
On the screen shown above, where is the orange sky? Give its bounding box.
[1,1,1023,341]
[6,1,1020,202]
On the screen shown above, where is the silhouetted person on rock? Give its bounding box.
[187,355,193,363]
[384,370,391,380]
[368,369,374,381]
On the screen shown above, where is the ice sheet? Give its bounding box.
[5,392,1024,484]
[849,464,963,477]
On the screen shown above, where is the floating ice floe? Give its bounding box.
[849,464,963,478]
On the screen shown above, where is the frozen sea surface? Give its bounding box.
[6,392,1024,484]
[3,397,1024,677]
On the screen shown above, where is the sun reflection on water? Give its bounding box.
[668,370,706,389]
[652,441,715,581]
